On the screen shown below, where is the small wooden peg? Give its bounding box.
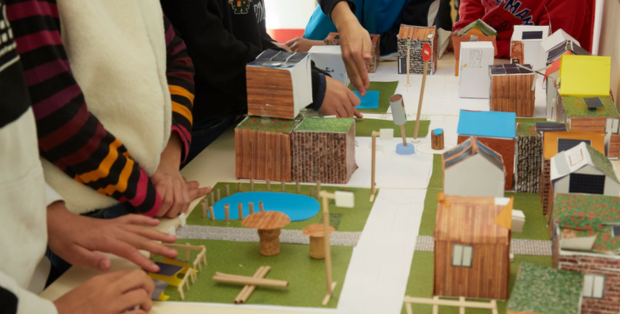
[296,181,301,194]
[259,201,264,212]
[210,192,214,205]
[209,206,215,221]
[249,202,254,215]
[201,198,207,218]
[266,179,271,190]
[217,189,221,202]
[250,178,254,191]
[225,204,230,222]
[281,181,286,192]
[238,203,243,220]
[237,182,242,192]
[226,184,230,196]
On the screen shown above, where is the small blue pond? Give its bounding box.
[212,192,320,221]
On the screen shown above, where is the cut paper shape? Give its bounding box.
[379,128,394,140]
[584,97,604,109]
[559,54,611,97]
[213,192,319,221]
[457,110,516,138]
[494,196,514,229]
[334,191,355,208]
[179,213,187,227]
[433,128,443,136]
[168,226,176,236]
[154,262,184,277]
[151,279,170,301]
[353,91,380,109]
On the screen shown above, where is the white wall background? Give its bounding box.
[599,0,620,108]
[265,0,316,29]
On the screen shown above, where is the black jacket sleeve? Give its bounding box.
[318,0,355,18]
[380,0,438,55]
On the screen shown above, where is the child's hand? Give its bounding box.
[285,38,324,53]
[47,202,178,273]
[319,76,363,118]
[54,270,154,314]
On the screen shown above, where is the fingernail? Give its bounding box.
[152,263,159,272]
[100,259,111,271]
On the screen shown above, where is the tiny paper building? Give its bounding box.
[452,19,497,76]
[457,110,516,191]
[540,130,604,216]
[235,116,300,182]
[507,263,583,314]
[246,49,312,119]
[550,142,620,202]
[558,54,611,98]
[442,136,505,198]
[458,41,494,99]
[510,25,549,70]
[434,195,511,300]
[514,122,543,193]
[291,117,357,184]
[397,25,438,75]
[542,29,584,64]
[324,33,380,73]
[488,63,536,117]
[551,194,620,314]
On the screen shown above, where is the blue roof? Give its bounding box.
[457,110,516,138]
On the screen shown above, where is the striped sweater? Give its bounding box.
[6,0,194,216]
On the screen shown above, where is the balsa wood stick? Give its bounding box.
[209,206,215,221]
[249,202,254,215]
[320,191,337,305]
[239,266,271,303]
[370,131,380,202]
[414,42,432,141]
[234,266,266,304]
[212,274,288,288]
[225,204,230,222]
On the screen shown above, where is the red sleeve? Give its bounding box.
[452,0,486,31]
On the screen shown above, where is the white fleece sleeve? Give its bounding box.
[0,272,58,314]
[45,184,64,206]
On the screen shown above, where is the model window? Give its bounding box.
[569,174,605,194]
[583,274,605,299]
[452,244,473,267]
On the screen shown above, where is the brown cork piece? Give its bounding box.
[303,224,336,259]
[431,129,444,150]
[242,211,291,256]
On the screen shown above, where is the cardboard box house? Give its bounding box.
[397,25,438,75]
[489,63,536,117]
[458,41,494,99]
[434,195,511,300]
[457,110,516,190]
[235,116,300,182]
[549,142,620,202]
[246,49,312,119]
[551,194,620,314]
[540,130,605,216]
[452,19,497,76]
[510,25,549,71]
[558,54,611,98]
[556,94,619,134]
[324,33,380,73]
[542,29,583,64]
[514,122,545,193]
[309,45,350,86]
[291,117,357,184]
[442,136,505,198]
[507,263,583,314]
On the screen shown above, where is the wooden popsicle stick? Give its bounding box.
[225,204,230,222]
[212,274,288,288]
[239,266,271,304]
[238,203,243,220]
[249,202,254,215]
[209,206,215,221]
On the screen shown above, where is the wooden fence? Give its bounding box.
[403,296,498,314]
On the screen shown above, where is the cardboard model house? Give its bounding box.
[309,45,350,86]
[434,195,511,300]
[551,193,620,314]
[452,19,497,76]
[540,130,605,216]
[515,122,544,193]
[507,263,583,314]
[458,41,494,99]
[550,142,620,200]
[246,49,312,119]
[397,25,438,75]
[442,136,505,198]
[510,25,549,71]
[489,63,536,117]
[291,117,357,184]
[541,29,583,63]
[457,110,516,190]
[235,116,300,182]
[558,54,611,97]
[555,94,620,135]
[323,33,380,73]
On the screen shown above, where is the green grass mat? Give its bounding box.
[349,81,399,113]
[161,239,352,308]
[295,117,354,133]
[188,182,377,232]
[402,252,552,314]
[515,118,547,124]
[355,119,430,138]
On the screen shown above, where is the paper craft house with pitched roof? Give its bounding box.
[452,19,497,76]
[514,122,557,193]
[397,25,438,75]
[507,263,583,314]
[551,194,620,314]
[442,136,505,197]
[291,117,357,184]
[549,142,620,212]
[510,25,549,70]
[539,130,605,215]
[434,195,511,300]
[489,63,536,117]
[457,110,516,190]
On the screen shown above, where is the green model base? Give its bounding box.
[349,81,399,113]
[355,119,430,138]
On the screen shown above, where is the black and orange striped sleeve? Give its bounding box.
[6,0,162,216]
[164,16,194,163]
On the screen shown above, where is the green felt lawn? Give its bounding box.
[188,182,377,232]
[295,117,354,133]
[355,118,430,138]
[161,239,353,308]
[403,154,552,313]
[236,117,299,133]
[349,81,399,113]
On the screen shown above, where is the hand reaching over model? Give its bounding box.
[319,75,363,118]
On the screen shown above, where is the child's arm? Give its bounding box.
[6,0,162,216]
[380,0,439,55]
[452,0,485,31]
[0,273,57,314]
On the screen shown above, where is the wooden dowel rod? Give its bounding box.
[234,266,266,304]
[414,61,429,140]
[201,199,207,218]
[209,206,215,221]
[225,204,230,222]
[259,201,264,212]
[309,186,315,197]
[239,266,271,304]
[237,182,242,192]
[250,179,254,191]
[249,202,254,215]
[316,180,321,198]
[217,189,221,202]
[370,131,379,201]
[296,182,301,194]
[281,181,286,192]
[213,275,288,288]
[238,203,243,220]
[406,40,411,87]
[321,194,333,294]
[266,180,270,190]
[185,242,190,262]
[399,124,407,146]
[210,192,214,206]
[226,184,230,196]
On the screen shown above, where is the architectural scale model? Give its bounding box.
[515,123,543,193]
[488,63,536,116]
[397,25,438,75]
[452,19,497,76]
[323,32,380,73]
[510,25,549,69]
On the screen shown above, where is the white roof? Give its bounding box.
[511,25,549,41]
[541,29,580,52]
[550,142,597,180]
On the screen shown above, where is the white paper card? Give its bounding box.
[335,191,355,208]
[380,128,394,140]
[459,41,494,98]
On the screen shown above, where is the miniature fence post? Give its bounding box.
[226,184,230,196]
[209,206,215,221]
[249,202,254,215]
[217,189,221,202]
[237,182,242,192]
[238,203,243,220]
[316,180,321,199]
[250,178,254,191]
[459,297,465,314]
[296,182,301,194]
[210,192,214,206]
[281,181,286,192]
[432,296,439,314]
[259,201,264,212]
[201,198,207,218]
[309,186,315,197]
[225,204,230,222]
[370,131,379,202]
[403,295,498,314]
[185,242,191,261]
[266,179,271,190]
